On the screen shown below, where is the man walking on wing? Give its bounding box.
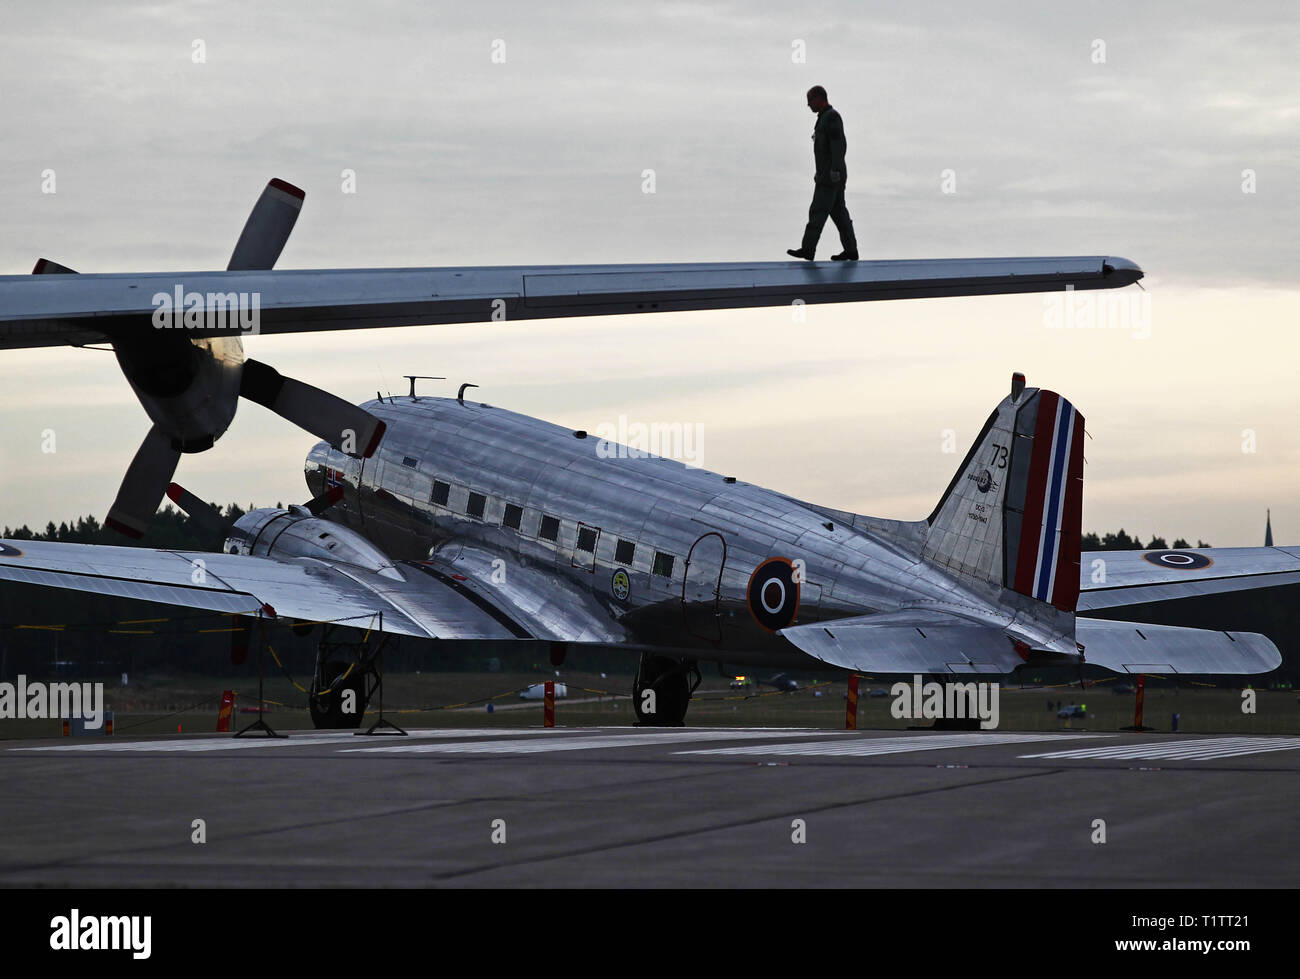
[787,85,858,262]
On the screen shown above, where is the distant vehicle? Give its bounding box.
[1112,683,1134,695]
[520,683,568,700]
[765,674,799,692]
[730,675,755,690]
[869,688,890,698]
[1057,705,1087,719]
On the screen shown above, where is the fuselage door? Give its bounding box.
[682,531,727,642]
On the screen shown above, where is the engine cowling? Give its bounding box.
[223,507,404,580]
[113,335,246,453]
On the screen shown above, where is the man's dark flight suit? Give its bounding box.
[801,105,857,258]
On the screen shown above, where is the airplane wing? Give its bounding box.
[1077,546,1300,610]
[0,256,1142,350]
[779,608,1281,676]
[0,538,576,642]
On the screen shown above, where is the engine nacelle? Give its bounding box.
[113,334,245,452]
[224,506,404,580]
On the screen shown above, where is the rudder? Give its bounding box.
[924,374,1084,612]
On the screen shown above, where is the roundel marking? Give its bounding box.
[1141,550,1213,571]
[611,569,630,601]
[0,543,23,557]
[747,557,801,632]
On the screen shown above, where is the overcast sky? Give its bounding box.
[1,1,1297,546]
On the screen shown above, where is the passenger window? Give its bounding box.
[539,515,560,542]
[467,492,486,520]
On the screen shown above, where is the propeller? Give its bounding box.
[166,481,344,534]
[240,359,386,459]
[104,426,184,538]
[228,178,304,271]
[37,178,387,539]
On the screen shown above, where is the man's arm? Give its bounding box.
[829,110,847,179]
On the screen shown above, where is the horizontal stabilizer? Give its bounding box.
[779,609,1031,675]
[780,609,1282,677]
[1076,618,1281,675]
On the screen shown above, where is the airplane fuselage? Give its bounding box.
[304,395,999,668]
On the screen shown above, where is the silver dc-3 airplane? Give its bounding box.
[1,179,1296,726]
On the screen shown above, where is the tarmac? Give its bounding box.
[2,726,1297,887]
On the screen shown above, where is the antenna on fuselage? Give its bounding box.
[458,382,479,405]
[404,375,445,401]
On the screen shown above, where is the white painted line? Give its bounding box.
[1020,736,1300,761]
[677,732,1114,757]
[10,728,547,753]
[343,729,834,754]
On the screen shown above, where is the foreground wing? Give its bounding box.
[1078,546,1300,610]
[0,256,1142,350]
[0,539,520,640]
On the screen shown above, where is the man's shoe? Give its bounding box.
[786,248,814,261]
[830,250,859,261]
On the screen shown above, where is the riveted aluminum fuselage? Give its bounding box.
[305,396,999,666]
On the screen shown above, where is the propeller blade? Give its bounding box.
[241,359,385,458]
[227,178,305,271]
[304,485,345,516]
[166,483,230,538]
[32,258,78,275]
[105,425,182,539]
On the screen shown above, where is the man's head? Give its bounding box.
[806,85,829,113]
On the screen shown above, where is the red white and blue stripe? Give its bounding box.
[1012,391,1084,611]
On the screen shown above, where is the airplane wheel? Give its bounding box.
[309,661,367,729]
[632,655,697,726]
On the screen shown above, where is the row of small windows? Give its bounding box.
[428,477,675,577]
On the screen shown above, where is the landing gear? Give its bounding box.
[307,628,389,729]
[309,660,369,729]
[632,654,701,726]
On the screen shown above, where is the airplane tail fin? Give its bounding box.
[924,373,1084,613]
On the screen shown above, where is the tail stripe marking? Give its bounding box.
[1034,398,1076,601]
[1011,391,1057,596]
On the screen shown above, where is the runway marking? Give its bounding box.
[8,729,552,753]
[676,732,1114,757]
[1019,736,1300,761]
[342,729,838,754]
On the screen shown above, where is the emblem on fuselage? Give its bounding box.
[1141,550,1213,571]
[611,569,631,601]
[975,469,994,493]
[746,557,801,631]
